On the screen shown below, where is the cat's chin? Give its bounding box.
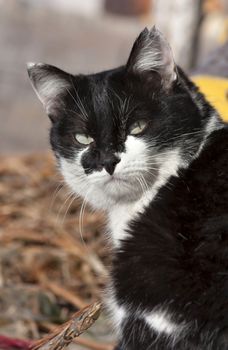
[69,176,146,211]
[95,175,147,206]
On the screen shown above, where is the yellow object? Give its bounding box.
[192,76,228,122]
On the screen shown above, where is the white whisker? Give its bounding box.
[78,188,92,248]
[61,193,77,225]
[49,182,64,211]
[56,190,75,224]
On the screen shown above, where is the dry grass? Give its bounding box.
[0,153,114,349]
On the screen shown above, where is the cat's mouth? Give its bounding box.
[103,174,144,192]
[105,175,129,184]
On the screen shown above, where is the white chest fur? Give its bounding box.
[107,190,155,247]
[108,202,134,246]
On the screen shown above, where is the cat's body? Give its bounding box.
[27,27,228,349]
[109,127,228,350]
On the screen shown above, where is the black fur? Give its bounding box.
[113,127,228,349]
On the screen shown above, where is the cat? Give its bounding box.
[27,27,228,349]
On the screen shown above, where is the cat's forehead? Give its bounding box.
[78,70,125,101]
[72,69,134,123]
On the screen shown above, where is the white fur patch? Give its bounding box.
[108,204,132,245]
[144,308,188,345]
[145,310,179,335]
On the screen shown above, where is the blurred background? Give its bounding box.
[0,1,227,349]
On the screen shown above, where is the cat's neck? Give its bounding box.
[108,190,155,247]
[107,148,182,247]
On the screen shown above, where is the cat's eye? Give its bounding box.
[75,134,94,146]
[129,120,147,136]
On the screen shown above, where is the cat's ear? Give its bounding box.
[126,27,177,91]
[27,63,71,121]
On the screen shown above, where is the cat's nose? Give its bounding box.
[102,156,120,175]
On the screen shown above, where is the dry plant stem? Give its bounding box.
[44,324,114,350]
[32,302,102,350]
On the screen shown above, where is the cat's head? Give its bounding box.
[27,27,218,210]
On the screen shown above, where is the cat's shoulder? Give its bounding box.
[172,124,228,218]
[154,124,228,214]
[184,124,228,183]
[197,124,228,164]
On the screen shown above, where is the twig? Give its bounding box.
[43,324,114,350]
[31,301,102,350]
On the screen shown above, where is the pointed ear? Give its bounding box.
[27,63,71,121]
[126,27,177,90]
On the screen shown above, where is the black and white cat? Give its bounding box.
[27,27,228,349]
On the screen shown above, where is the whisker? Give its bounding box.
[61,193,77,225]
[139,175,148,195]
[49,182,64,211]
[135,175,145,197]
[56,190,75,224]
[140,173,150,193]
[78,188,91,248]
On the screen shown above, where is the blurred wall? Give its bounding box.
[0,1,142,154]
[23,0,105,17]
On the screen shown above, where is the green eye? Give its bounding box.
[129,120,147,135]
[75,134,94,145]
